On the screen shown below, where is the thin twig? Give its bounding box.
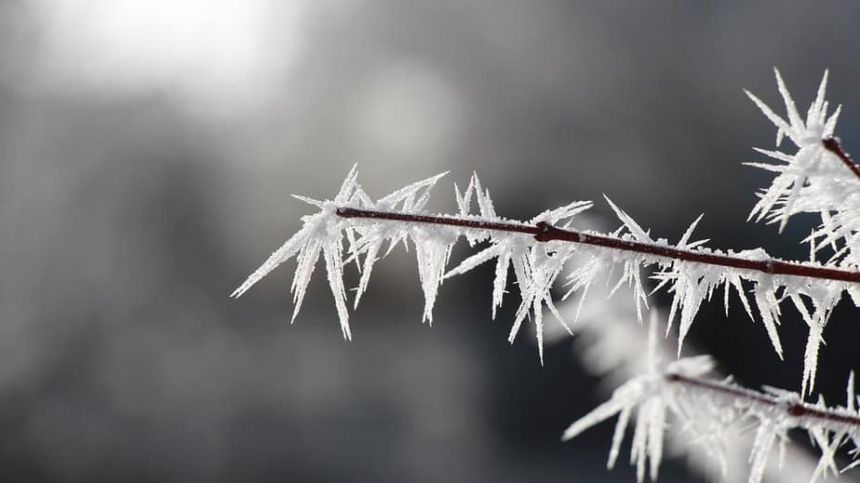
[667,373,860,429]
[336,207,860,284]
[823,137,860,182]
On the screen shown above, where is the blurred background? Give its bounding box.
[1,1,860,481]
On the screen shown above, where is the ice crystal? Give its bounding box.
[745,69,842,233]
[562,314,710,482]
[562,313,860,483]
[231,165,362,339]
[744,69,860,395]
[551,283,834,483]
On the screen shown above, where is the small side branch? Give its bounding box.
[823,137,860,182]
[337,207,860,284]
[667,372,860,430]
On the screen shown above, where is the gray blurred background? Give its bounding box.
[1,1,860,481]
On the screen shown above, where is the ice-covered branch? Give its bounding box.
[823,137,860,182]
[336,206,860,284]
[233,69,856,398]
[561,69,860,483]
[665,372,860,429]
[231,69,860,482]
[563,353,860,483]
[233,68,858,387]
[233,161,858,391]
[550,276,838,483]
[740,69,860,397]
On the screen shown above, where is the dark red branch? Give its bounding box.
[823,137,860,182]
[336,207,860,284]
[667,373,860,428]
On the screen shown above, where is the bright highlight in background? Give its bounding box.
[31,0,307,117]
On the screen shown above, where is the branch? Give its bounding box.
[234,161,856,390]
[563,352,860,483]
[337,206,860,284]
[823,137,860,182]
[667,373,860,430]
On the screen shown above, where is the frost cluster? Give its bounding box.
[232,70,860,481]
[562,314,860,483]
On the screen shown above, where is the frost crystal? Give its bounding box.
[745,69,859,396]
[562,312,860,483]
[231,165,362,339]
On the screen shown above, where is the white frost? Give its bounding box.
[232,71,858,398]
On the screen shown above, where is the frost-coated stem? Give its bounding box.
[232,69,860,483]
[336,207,860,284]
[823,137,860,182]
[667,373,860,428]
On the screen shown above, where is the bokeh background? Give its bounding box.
[1,1,860,481]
